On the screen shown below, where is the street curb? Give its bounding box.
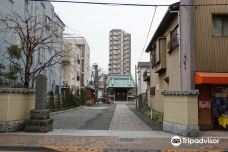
[50,106,85,115]
[0,145,59,151]
[0,145,162,152]
[108,103,117,130]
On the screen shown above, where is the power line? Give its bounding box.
[63,26,95,51]
[28,0,228,7]
[63,36,84,38]
[62,25,85,39]
[29,0,168,6]
[140,6,157,61]
[65,25,84,38]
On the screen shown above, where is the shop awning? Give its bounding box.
[195,72,228,85]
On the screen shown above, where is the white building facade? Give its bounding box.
[63,38,90,90]
[0,0,65,95]
[76,38,90,88]
[63,38,81,90]
[137,62,150,95]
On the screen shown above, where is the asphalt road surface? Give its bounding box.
[52,103,116,130]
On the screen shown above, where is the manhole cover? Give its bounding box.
[119,138,135,142]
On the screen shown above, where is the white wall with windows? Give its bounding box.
[0,0,65,94]
[137,63,150,95]
[63,38,90,89]
[63,38,81,90]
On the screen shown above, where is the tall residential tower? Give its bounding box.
[108,29,131,75]
[107,29,134,101]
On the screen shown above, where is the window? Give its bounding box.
[77,55,80,64]
[169,26,179,51]
[81,60,84,72]
[77,44,85,57]
[53,24,61,38]
[77,73,80,81]
[213,15,228,36]
[151,44,160,68]
[41,3,46,21]
[45,16,51,31]
[151,46,156,68]
[81,74,84,86]
[38,50,41,63]
[45,16,51,24]
[155,41,160,64]
[150,87,155,96]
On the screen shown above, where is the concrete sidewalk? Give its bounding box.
[109,102,151,131]
[1,102,228,151]
[0,134,228,152]
[9,129,173,139]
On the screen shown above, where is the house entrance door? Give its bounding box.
[198,85,213,129]
[115,88,127,101]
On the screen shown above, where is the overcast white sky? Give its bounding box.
[52,0,179,76]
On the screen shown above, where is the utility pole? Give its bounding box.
[103,74,107,102]
[135,65,138,110]
[93,64,98,103]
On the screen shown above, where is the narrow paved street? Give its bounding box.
[110,102,151,131]
[52,102,152,131]
[52,104,116,130]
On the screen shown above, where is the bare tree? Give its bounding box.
[0,11,63,88]
[90,64,105,102]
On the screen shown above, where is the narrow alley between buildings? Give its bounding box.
[52,102,153,131]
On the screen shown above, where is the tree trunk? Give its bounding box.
[24,47,33,88]
[24,70,30,88]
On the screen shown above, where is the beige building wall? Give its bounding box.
[163,95,198,126]
[194,0,228,72]
[149,16,180,113]
[150,72,166,113]
[0,94,8,121]
[147,88,152,108]
[0,93,35,121]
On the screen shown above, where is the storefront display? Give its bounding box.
[195,72,228,129]
[218,115,228,128]
[212,87,228,128]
